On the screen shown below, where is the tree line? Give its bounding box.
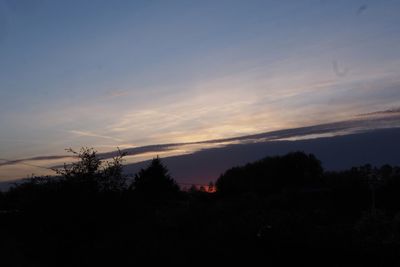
[0,148,400,266]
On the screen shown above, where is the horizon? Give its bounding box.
[1,112,400,182]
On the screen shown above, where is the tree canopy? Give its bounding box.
[216,151,323,196]
[131,156,180,198]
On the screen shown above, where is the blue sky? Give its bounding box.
[1,0,400,164]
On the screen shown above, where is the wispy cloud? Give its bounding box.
[3,110,400,179]
[0,155,73,168]
[69,130,124,142]
[357,107,400,117]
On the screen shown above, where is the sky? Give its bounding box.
[1,0,400,178]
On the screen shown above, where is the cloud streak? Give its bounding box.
[69,130,124,142]
[2,110,400,180]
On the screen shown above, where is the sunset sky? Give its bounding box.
[1,0,400,178]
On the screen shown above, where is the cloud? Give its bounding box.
[3,110,400,174]
[0,155,73,168]
[69,130,123,142]
[3,35,400,162]
[357,107,400,117]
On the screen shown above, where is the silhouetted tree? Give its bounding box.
[4,149,400,266]
[99,148,128,192]
[131,157,180,198]
[55,147,127,193]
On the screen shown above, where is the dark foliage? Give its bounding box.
[216,151,323,196]
[130,156,181,199]
[1,150,400,266]
[55,147,128,193]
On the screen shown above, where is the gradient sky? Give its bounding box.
[1,0,400,163]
